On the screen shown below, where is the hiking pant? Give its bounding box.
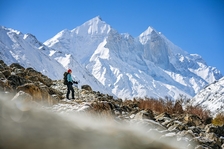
[66,82,74,99]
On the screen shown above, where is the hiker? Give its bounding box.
[66,69,78,100]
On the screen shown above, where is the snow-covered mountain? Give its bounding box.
[43,16,222,99]
[1,16,222,99]
[191,77,224,114]
[0,26,66,79]
[0,25,115,96]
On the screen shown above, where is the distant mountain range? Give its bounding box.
[0,16,222,100]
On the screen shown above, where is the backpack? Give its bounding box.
[63,72,68,85]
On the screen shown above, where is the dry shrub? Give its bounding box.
[137,97,184,115]
[132,95,211,122]
[137,95,212,121]
[138,97,165,113]
[89,101,114,118]
[185,105,210,121]
[173,100,184,114]
[212,112,224,126]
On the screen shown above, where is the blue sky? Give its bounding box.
[0,0,224,74]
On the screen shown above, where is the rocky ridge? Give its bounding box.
[0,60,224,149]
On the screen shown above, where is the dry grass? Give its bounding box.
[185,105,211,121]
[212,112,224,126]
[138,96,184,115]
[136,95,211,121]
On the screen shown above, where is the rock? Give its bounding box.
[155,112,171,122]
[9,63,25,70]
[24,67,52,87]
[0,79,12,91]
[16,83,42,101]
[168,122,188,131]
[39,86,57,105]
[2,70,11,78]
[0,64,5,71]
[11,91,33,111]
[206,132,219,142]
[0,60,8,67]
[184,114,202,126]
[221,143,224,149]
[81,85,92,91]
[25,67,41,76]
[205,124,224,137]
[0,72,6,80]
[16,83,57,106]
[38,76,53,87]
[189,126,202,135]
[194,145,204,149]
[90,101,114,117]
[134,110,154,120]
[7,75,28,89]
[0,60,8,71]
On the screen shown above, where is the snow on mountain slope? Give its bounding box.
[0,25,115,96]
[44,16,111,65]
[0,26,66,80]
[44,16,222,99]
[191,77,224,114]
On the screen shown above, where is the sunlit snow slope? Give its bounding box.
[43,16,222,99]
[0,25,115,96]
[0,26,65,79]
[191,77,224,114]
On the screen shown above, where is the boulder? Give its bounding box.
[90,101,114,116]
[0,60,8,71]
[16,83,57,106]
[9,63,25,70]
[7,75,28,89]
[134,110,154,120]
[0,64,5,71]
[0,72,6,80]
[155,112,171,122]
[16,83,42,102]
[11,91,33,111]
[2,70,11,78]
[81,85,92,91]
[206,132,219,142]
[184,114,202,126]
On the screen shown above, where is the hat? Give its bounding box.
[68,69,72,73]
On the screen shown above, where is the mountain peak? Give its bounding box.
[0,25,21,35]
[71,16,111,35]
[140,26,159,36]
[94,15,103,21]
[83,16,104,25]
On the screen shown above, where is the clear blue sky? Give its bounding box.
[0,0,224,74]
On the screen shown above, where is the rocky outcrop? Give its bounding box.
[0,60,60,105]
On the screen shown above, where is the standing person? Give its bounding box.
[66,69,75,100]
